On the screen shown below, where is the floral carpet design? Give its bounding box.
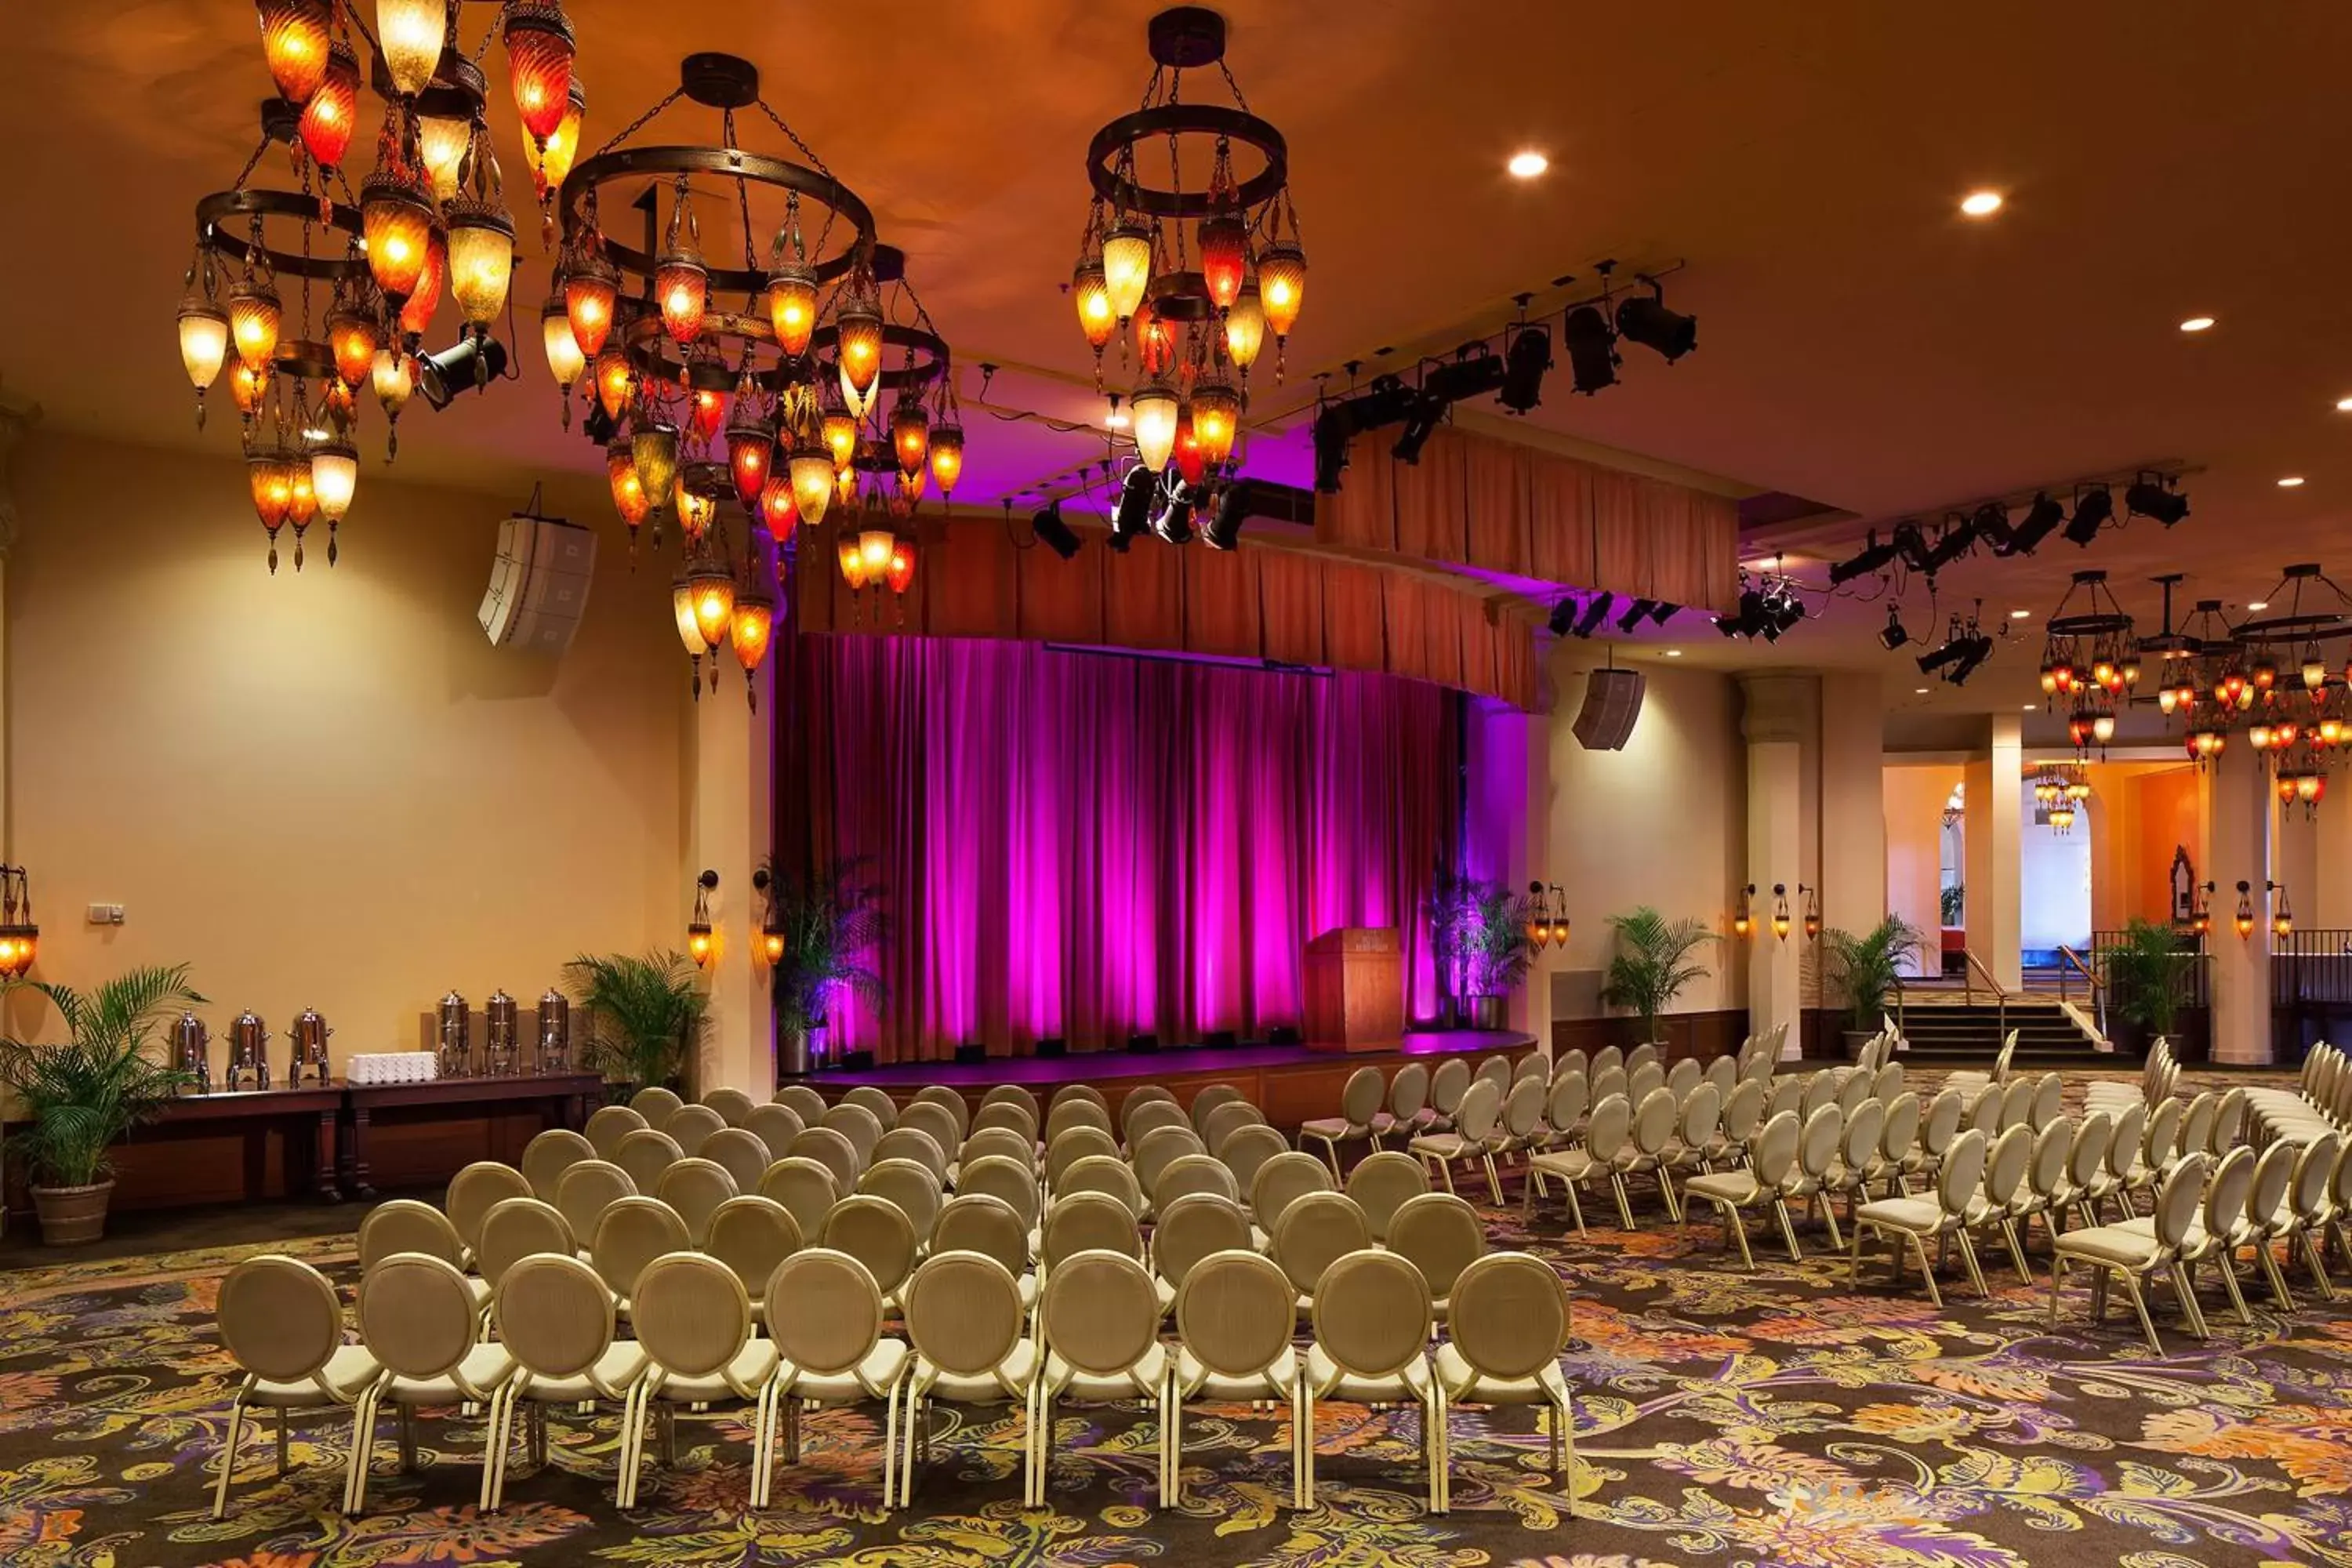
[4,1126,2351,1564]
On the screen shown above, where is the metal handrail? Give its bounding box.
[2054,944,2106,1038]
[1959,946,2009,1044]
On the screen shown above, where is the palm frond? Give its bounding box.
[762,856,892,1036]
[1597,907,1718,1040]
[564,951,708,1089]
[0,964,204,1186]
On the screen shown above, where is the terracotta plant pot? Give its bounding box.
[31,1180,115,1246]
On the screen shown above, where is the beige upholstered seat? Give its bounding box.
[1155,1151,1241,1210]
[623,1253,782,1508]
[820,1103,886,1170]
[773,1083,828,1123]
[1170,1249,1303,1506]
[1189,1083,1246,1137]
[589,1195,691,1314]
[1408,1076,1505,1203]
[1134,1124,1207,1205]
[970,1099,1039,1142]
[1273,1191,1374,1315]
[2238,1139,2303,1309]
[1709,1076,1767,1167]
[211,1254,382,1519]
[745,1098,808,1159]
[1421,1056,1472,1135]
[1047,1124,1121,1189]
[358,1198,469,1272]
[1433,1251,1574,1513]
[703,1195,803,1315]
[1047,1096,1116,1144]
[933,1193,1037,1311]
[1654,1080,1722,1217]
[766,1248,910,1508]
[347,1251,517,1514]
[1056,1152,1145,1217]
[786,1125,861,1191]
[825,1192,921,1305]
[1123,1097,1192,1150]
[2048,1153,2211,1355]
[1703,1053,1739,1099]
[630,1085,684,1127]
[1036,1248,1172,1504]
[474,1196,576,1289]
[1524,1091,1632,1235]
[758,1154,841,1239]
[1251,1149,1338,1231]
[980,1083,1040,1123]
[1665,1056,1701,1101]
[583,1104,649,1162]
[1619,1087,1684,1224]
[1051,1082,1112,1115]
[521,1128,596,1200]
[1299,1065,1385,1178]
[1621,1044,1658,1078]
[1347,1150,1432,1241]
[901,1250,1043,1505]
[655,1156,740,1244]
[701,1086,758,1127]
[962,1124,1040,1174]
[844,1085,899,1129]
[1682,1109,1802,1269]
[1221,1123,1290,1203]
[911,1085,971,1144]
[613,1127,684,1194]
[1538,1072,1591,1155]
[1904,1088,1965,1193]
[698,1127,773,1196]
[858,1156,946,1244]
[955,1153,1041,1233]
[1822,1098,1886,1218]
[1042,1190,1145,1272]
[1151,1192,1253,1298]
[1385,1191,1486,1317]
[447,1162,533,1258]
[1849,1127,1994,1305]
[1552,1047,1590,1086]
[1300,1249,1439,1512]
[1206,1099,1269,1154]
[481,1253,646,1511]
[874,1125,950,1185]
[898,1099,963,1165]
[2114,1144,2252,1326]
[553,1161,637,1250]
[1475,1053,1515,1097]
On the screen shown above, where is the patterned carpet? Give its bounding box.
[4,1076,2351,1566]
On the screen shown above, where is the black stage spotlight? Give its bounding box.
[1575,591,1615,637]
[1203,481,1253,550]
[1109,460,1156,551]
[1917,638,1962,674]
[1969,500,2015,553]
[1648,601,1679,626]
[1615,281,1697,362]
[1562,304,1619,394]
[1760,584,1806,641]
[2125,476,2190,527]
[1498,324,1553,412]
[1548,597,1580,637]
[416,336,509,408]
[1392,392,1446,463]
[1828,528,1902,586]
[2063,485,2114,546]
[1617,597,1656,633]
[1151,474,1196,545]
[1878,604,1911,650]
[1031,500,1081,560]
[1919,515,1979,575]
[1947,633,1994,685]
[2004,492,2066,554]
[582,397,617,446]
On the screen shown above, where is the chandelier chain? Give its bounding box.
[589,86,688,162]
[468,0,519,67]
[752,99,837,182]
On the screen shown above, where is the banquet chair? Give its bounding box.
[1514,1052,1550,1088]
[1041,1191,1146,1280]
[1621,1087,1684,1224]
[1848,1127,1993,1305]
[1998,1077,2036,1132]
[357,1200,480,1308]
[552,1161,637,1254]
[1047,1125,1120,1191]
[1252,1150,1339,1232]
[2125,1145,2253,1326]
[584,1104,649,1162]
[819,1103,886,1169]
[766,1250,909,1509]
[932,1193,1036,1312]
[962,1124,1040,1174]
[1552,1047,1590,1087]
[1525,1091,1632,1233]
[473,1197,576,1290]
[980,1083,1041,1123]
[1965,1083,2003,1138]
[1051,1083,1111,1115]
[1273,1191,1375,1316]
[2175,1091,2218,1164]
[1588,1044,1624,1081]
[521,1129,596,1200]
[955,1152,1042,1236]
[1300,1065,1385,1178]
[1941,1030,2017,1099]
[2085,1101,2147,1223]
[2276,1131,2343,1301]
[630,1085,684,1127]
[1222,1123,1291,1208]
[210,1254,383,1520]
[1492,1076,1552,1182]
[858,1156,946,1246]
[786,1126,861,1192]
[1134,1124,1207,1206]
[1703,1053,1739,1099]
[1205,1099,1267,1154]
[613,1128,684,1195]
[2008,1119,2076,1257]
[620,1253,781,1509]
[1656,1081,1722,1219]
[772,1083,827,1123]
[1299,1250,1441,1512]
[1627,1061,1666,1105]
[2026,1073,2065,1134]
[1541,1072,1590,1152]
[1422,1057,1472,1134]
[758,1155,841,1240]
[1904,1088,1965,1195]
[1822,1099,1886,1221]
[1682,1109,1803,1269]
[1763,1074,1804,1129]
[871,1126,949,1186]
[1189,1083,1246,1137]
[2046,1154,2209,1356]
[1432,1251,1574,1514]
[701,1086,758,1127]
[1046,1096,1116,1145]
[1866,1091,1922,1199]
[702,1196,804,1318]
[1385,1190,1486,1319]
[900,1250,1044,1505]
[1056,1152,1145,1218]
[1156,1151,1242,1210]
[1169,1249,1303,1507]
[1711,1076,1766,1167]
[1476,1054,1515,1098]
[744,1099,808,1157]
[590,1196,691,1316]
[1665,1057,1701,1102]
[481,1253,646,1512]
[1622,1044,1659,1078]
[1834,1069,1872,1121]
[2052,1112,2115,1232]
[1372,1063,1430,1146]
[1118,1083,1174,1122]
[898,1099,963,1163]
[1784,1104,1848,1252]
[2234,1140,2301,1309]
[1407,1076,1505,1203]
[1975,1125,2036,1281]
[701,1127,775,1196]
[1152,1192,1254,1299]
[1124,1097,1192,1151]
[824,1194,920,1309]
[665,1102,728,1159]
[1872,1062,1906,1102]
[2210,1086,2249,1153]
[844,1085,899,1130]
[347,1252,517,1515]
[2328,1137,2352,1267]
[1348,1149,1432,1242]
[1033,1249,1172,1504]
[655,1157,740,1245]
[447,1162,533,1261]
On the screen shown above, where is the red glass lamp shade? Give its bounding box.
[1198,216,1250,310]
[249,448,296,531]
[503,0,576,147]
[360,175,439,306]
[690,385,726,445]
[397,228,446,336]
[1073,259,1115,349]
[758,472,800,542]
[606,440,648,528]
[1172,406,1205,488]
[228,278,282,372]
[890,400,930,474]
[730,581,776,673]
[324,377,357,425]
[1134,301,1174,376]
[765,261,818,358]
[297,40,361,169]
[328,308,379,387]
[885,539,916,595]
[1257,241,1307,337]
[729,423,775,511]
[257,0,334,105]
[655,247,709,344]
[564,255,619,358]
[835,298,884,398]
[285,462,318,529]
[928,423,964,497]
[592,347,633,419]
[527,81,586,200]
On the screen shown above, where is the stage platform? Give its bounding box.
[799,1029,1539,1131]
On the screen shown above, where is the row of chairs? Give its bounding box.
[2249,1040,2352,1145]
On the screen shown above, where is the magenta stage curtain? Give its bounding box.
[785,637,1461,1063]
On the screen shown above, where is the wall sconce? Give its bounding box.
[0,866,37,978]
[1800,883,1822,941]
[2233,879,2255,941]
[2269,879,2293,940]
[2190,880,2214,938]
[688,869,719,967]
[1733,884,1755,938]
[1771,883,1792,942]
[753,866,786,966]
[1523,882,1570,950]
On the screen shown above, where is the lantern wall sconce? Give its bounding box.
[2233,880,2256,941]
[1770,883,1792,942]
[688,869,719,967]
[753,866,787,967]
[1799,884,1822,941]
[1733,884,1755,938]
[1523,882,1571,950]
[0,865,37,978]
[2268,879,2294,940]
[2190,880,2215,938]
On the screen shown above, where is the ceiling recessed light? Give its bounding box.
[1915,687,1931,695]
[1959,190,2003,217]
[1507,151,1548,179]
[2279,476,2306,488]
[2247,601,2269,612]
[2336,396,2352,412]
[2179,316,2216,332]
[2009,608,2031,619]
[1663,648,1682,658]
[2023,703,2036,711]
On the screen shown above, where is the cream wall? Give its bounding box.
[5,430,688,1050]
[1883,762,1962,976]
[1542,656,1746,1018]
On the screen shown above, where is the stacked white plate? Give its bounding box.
[347,1051,439,1084]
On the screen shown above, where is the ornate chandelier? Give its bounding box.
[2227,565,2348,816]
[554,54,963,684]
[1070,8,1303,514]
[2036,571,2137,760]
[183,0,562,570]
[2030,764,2089,833]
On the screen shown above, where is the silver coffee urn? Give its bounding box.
[289,1006,333,1085]
[536,989,570,1075]
[171,1011,211,1094]
[227,1010,270,1091]
[437,990,471,1078]
[485,989,520,1076]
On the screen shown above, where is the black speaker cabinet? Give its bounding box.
[1572,668,1647,750]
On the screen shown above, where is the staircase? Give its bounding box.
[1895,991,2112,1069]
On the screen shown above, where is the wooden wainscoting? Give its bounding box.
[1550,1010,1750,1062]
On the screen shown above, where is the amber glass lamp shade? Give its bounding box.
[325,376,356,426]
[445,204,517,328]
[687,924,714,967]
[858,528,895,581]
[231,361,272,416]
[328,309,378,387]
[397,230,445,336]
[605,440,648,528]
[890,400,930,474]
[297,40,361,169]
[758,473,800,541]
[688,561,737,651]
[836,534,867,590]
[885,539,916,595]
[928,423,964,496]
[630,422,679,512]
[503,0,576,146]
[673,472,717,542]
[564,257,619,358]
[728,424,774,511]
[1133,302,1174,377]
[1102,222,1152,321]
[248,449,294,530]
[690,385,726,445]
[1173,406,1205,489]
[361,177,437,303]
[1258,243,1307,341]
[416,112,474,205]
[1190,379,1240,467]
[789,448,835,528]
[540,296,585,387]
[258,0,334,104]
[655,249,708,344]
[670,567,710,656]
[1225,281,1266,371]
[228,279,282,372]
[1072,259,1115,349]
[1129,380,1178,473]
[765,261,818,358]
[1197,215,1250,310]
[759,927,786,966]
[178,299,230,390]
[310,442,358,521]
[835,300,884,398]
[897,466,927,505]
[592,347,633,419]
[822,408,858,471]
[730,583,776,673]
[284,460,318,528]
[370,347,412,414]
[527,81,586,198]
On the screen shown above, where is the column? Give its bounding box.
[2318,786,2352,929]
[1961,713,2024,989]
[1817,674,1887,940]
[1740,675,1814,1058]
[2207,740,2273,1065]
[688,659,777,1099]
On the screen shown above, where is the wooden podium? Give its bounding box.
[1303,927,1403,1053]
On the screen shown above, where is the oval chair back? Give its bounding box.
[1335,1065,1386,1130]
[2027,1073,2063,1133]
[1272,1192,1374,1298]
[1513,1053,1549,1087]
[553,1160,637,1246]
[1040,1248,1162,1381]
[1051,1083,1110,1115]
[220,1253,347,1385]
[842,1086,898,1130]
[1719,1076,1768,1152]
[1665,1057,1701,1101]
[521,1129,596,1200]
[1936,1128,1991,1214]
[1547,1072,1589,1138]
[474,1196,575,1287]
[1428,1058,1472,1121]
[1309,1250,1432,1378]
[1205,1101,1265,1153]
[357,1252,484,1382]
[2154,1152,2211,1251]
[822,1194,920,1299]
[873,1127,949,1186]
[1253,1150,1338,1227]
[1047,1126,1120,1189]
[2024,1120,2073,1206]
[583,1104,649,1162]
[1676,1082,1723,1153]
[1589,1065,1629,1107]
[492,1253,619,1385]
[2247,1140,2297,1227]
[2103,1102,2147,1185]
[1221,1123,1290,1196]
[1058,1153,1145,1217]
[2068,1112,2115,1193]
[1178,1249,1298,1380]
[757,1156,840,1240]
[590,1196,691,1301]
[358,1199,466,1272]
[1447,1250,1570,1383]
[904,1251,1027,1390]
[2176,1093,2217,1162]
[1152,1194,1252,1290]
[1799,1071,1838,1121]
[664,1102,727,1159]
[2143,1097,2183,1170]
[1763,1074,1802,1127]
[1918,1090,1964,1162]
[614,1128,684,1193]
[1124,1098,1192,1149]
[979,1083,1040,1122]
[818,1103,884,1168]
[1875,1091,1921,1168]
[1998,1078,2035,1131]
[1839,1100,1885,1176]
[1583,1094,1633,1163]
[744,1103,806,1161]
[1704,1054,1738,1098]
[702,1127,775,1196]
[1630,1087,1679,1159]
[1795,1105,1845,1189]
[629,1085,683,1127]
[767,1248,887,1377]
[1475,1054,1514,1097]
[1134,1125,1207,1199]
[1982,1124,2034,1208]
[1966,1085,2003,1137]
[961,1125,1038,1174]
[899,1099,962,1159]
[655,1157,740,1244]
[447,1161,532,1251]
[955,1153,1041,1231]
[1189,1083,1247,1136]
[1835,1070,1873,1120]
[773,1083,827,1123]
[1749,1111,1802,1188]
[701,1087,757,1127]
[932,1194,1030,1280]
[704,1196,803,1308]
[632,1252,754,1383]
[1451,1077,1504,1145]
[1387,1191,1486,1305]
[786,1127,861,1191]
[1348,1151,1432,1241]
[1047,1098,1115,1145]
[857,1157,944,1243]
[2212,1087,2248,1152]
[1156,1152,1241,1210]
[1553,1048,1590,1086]
[1588,1044,1624,1080]
[1385,1064,1431,1126]
[913,1085,971,1142]
[2203,1145,2256,1238]
[1624,1044,1659,1077]
[1042,1190,1143,1268]
[1627,1061,1665,1104]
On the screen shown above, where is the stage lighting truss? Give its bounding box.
[1916,602,1991,687]
[1713,564,1808,642]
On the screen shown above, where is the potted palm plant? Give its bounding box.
[761,856,887,1076]
[1821,916,1926,1058]
[1598,907,1716,1047]
[2099,916,2192,1058]
[564,951,709,1097]
[0,963,204,1244]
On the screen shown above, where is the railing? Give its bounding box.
[2087,927,2212,1011]
[2053,945,2106,1039]
[1892,945,2006,1043]
[2273,928,2352,1009]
